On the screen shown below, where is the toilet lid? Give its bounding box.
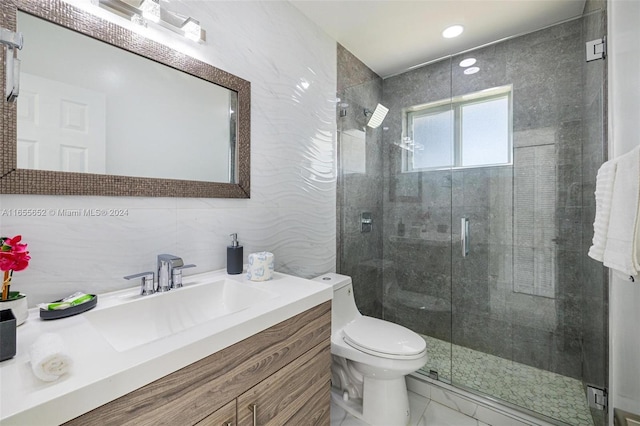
[342,316,426,358]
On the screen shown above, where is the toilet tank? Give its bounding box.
[312,273,361,332]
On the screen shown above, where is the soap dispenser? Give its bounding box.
[227,233,243,275]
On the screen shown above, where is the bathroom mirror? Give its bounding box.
[0,0,251,198]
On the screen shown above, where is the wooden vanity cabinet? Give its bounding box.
[64,301,331,426]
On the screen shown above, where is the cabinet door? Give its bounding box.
[196,399,236,426]
[237,341,330,426]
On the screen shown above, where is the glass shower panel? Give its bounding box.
[381,58,454,383]
[581,8,608,426]
[337,77,386,319]
[448,11,607,426]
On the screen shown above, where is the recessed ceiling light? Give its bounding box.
[442,25,464,39]
[459,58,477,67]
[464,67,480,75]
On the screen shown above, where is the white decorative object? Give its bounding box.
[29,333,73,382]
[246,252,274,282]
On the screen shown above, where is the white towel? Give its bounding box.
[588,159,618,261]
[602,146,640,276]
[29,333,73,382]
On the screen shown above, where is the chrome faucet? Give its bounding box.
[124,271,155,296]
[125,255,196,296]
[156,254,196,292]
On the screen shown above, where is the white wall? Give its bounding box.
[608,0,640,420]
[0,0,337,306]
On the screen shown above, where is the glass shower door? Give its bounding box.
[448,10,608,426]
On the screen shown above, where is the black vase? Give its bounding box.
[0,309,17,362]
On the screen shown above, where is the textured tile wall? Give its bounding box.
[0,1,337,306]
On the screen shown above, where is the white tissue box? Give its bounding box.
[246,252,274,281]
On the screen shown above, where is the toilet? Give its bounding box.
[313,273,427,426]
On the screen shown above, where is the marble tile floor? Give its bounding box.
[330,388,489,426]
[421,335,593,426]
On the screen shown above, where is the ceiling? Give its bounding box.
[290,0,587,78]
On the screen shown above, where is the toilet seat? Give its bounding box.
[342,317,426,360]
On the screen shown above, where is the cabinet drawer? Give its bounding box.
[237,340,331,425]
[196,399,236,426]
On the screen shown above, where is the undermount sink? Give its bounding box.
[84,279,276,352]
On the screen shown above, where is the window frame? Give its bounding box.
[402,85,513,172]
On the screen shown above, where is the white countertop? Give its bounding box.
[0,269,332,425]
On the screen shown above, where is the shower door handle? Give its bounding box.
[461,218,469,257]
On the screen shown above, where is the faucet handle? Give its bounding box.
[157,254,184,268]
[124,271,155,296]
[171,264,196,289]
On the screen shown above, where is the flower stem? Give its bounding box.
[1,271,10,301]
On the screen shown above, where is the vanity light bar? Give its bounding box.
[97,0,206,42]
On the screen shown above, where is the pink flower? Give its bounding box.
[0,235,30,272]
[1,235,23,247]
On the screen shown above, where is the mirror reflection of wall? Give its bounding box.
[17,11,235,183]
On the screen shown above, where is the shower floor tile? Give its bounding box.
[421,335,594,426]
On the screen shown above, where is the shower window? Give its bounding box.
[403,85,512,171]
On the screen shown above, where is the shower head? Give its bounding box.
[364,103,389,128]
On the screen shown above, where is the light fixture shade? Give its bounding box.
[366,103,389,128]
[182,17,201,41]
[140,0,160,23]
